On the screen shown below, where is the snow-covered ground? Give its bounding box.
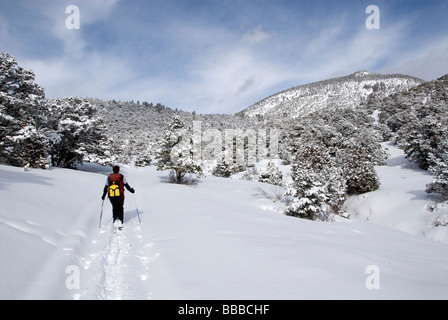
[344,142,448,244]
[1,143,448,300]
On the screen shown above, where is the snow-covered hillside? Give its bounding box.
[344,142,448,244]
[241,71,423,118]
[1,145,448,300]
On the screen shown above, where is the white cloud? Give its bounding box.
[27,0,121,59]
[133,22,287,112]
[175,45,296,113]
[285,21,411,83]
[381,36,448,81]
[23,52,134,100]
[241,26,271,45]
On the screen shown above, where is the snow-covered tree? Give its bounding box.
[426,139,448,199]
[258,160,283,186]
[378,74,448,170]
[155,116,202,183]
[212,160,233,178]
[0,52,48,168]
[279,105,390,220]
[45,98,112,168]
[4,123,48,169]
[285,166,328,220]
[285,144,346,221]
[339,143,381,195]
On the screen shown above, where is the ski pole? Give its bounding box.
[99,199,104,230]
[133,194,141,225]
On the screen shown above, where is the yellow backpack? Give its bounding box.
[108,174,124,199]
[109,181,121,197]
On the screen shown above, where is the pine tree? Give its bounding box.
[339,144,380,195]
[212,159,233,178]
[155,116,202,183]
[0,52,48,168]
[285,144,346,220]
[5,122,48,169]
[285,166,328,220]
[426,139,448,198]
[45,98,112,168]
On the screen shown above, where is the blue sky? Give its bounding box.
[1,0,447,114]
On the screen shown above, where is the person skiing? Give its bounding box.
[102,165,135,228]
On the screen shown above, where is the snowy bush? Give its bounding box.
[254,186,285,203]
[241,166,259,181]
[212,160,233,178]
[258,160,283,186]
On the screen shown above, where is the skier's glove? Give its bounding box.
[102,195,106,200]
[130,188,135,194]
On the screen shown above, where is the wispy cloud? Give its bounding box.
[381,36,448,81]
[241,26,271,45]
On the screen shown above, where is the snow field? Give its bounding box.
[0,165,156,299]
[344,142,448,244]
[1,144,448,299]
[0,165,100,299]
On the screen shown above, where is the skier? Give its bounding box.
[102,165,135,228]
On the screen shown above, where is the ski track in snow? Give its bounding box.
[77,219,155,300]
[98,227,130,300]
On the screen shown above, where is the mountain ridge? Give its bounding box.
[239,71,425,119]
